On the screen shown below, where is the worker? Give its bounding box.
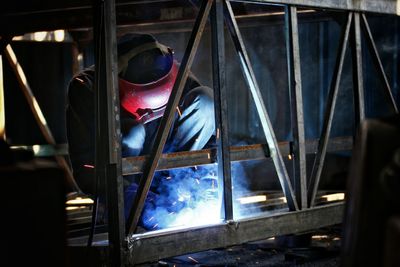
[66,33,216,222]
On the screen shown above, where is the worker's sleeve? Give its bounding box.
[165,85,216,152]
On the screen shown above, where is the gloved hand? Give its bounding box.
[170,86,215,152]
[121,122,146,157]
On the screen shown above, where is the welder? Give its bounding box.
[66,33,215,226]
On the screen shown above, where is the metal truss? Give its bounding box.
[0,0,397,266]
[88,0,400,266]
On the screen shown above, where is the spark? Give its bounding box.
[166,176,172,180]
[76,77,85,84]
[207,153,211,159]
[176,106,182,117]
[152,224,159,229]
[83,164,94,169]
[195,179,200,185]
[194,165,198,170]
[188,256,199,264]
[288,154,292,160]
[172,201,177,206]
[147,216,154,222]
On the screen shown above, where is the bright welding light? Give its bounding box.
[54,30,65,42]
[398,0,400,16]
[66,206,80,211]
[237,195,267,204]
[32,145,40,155]
[322,193,345,202]
[312,235,329,240]
[33,31,47,41]
[168,200,221,228]
[279,197,287,203]
[66,197,94,205]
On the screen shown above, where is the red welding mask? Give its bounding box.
[119,60,178,124]
[118,36,178,124]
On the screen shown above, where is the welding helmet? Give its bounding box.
[117,33,178,124]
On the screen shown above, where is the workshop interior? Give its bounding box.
[1,0,400,266]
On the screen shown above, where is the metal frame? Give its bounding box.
[93,0,125,265]
[285,5,307,209]
[88,0,400,265]
[122,2,397,266]
[1,0,398,266]
[125,0,214,235]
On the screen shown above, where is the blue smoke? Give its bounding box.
[124,159,260,230]
[124,165,221,230]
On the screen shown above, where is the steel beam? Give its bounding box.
[126,0,214,235]
[127,202,344,265]
[92,0,125,265]
[224,0,298,211]
[285,5,307,209]
[308,12,353,207]
[0,54,4,140]
[122,136,353,175]
[211,0,233,221]
[351,12,365,126]
[230,0,399,15]
[361,13,399,114]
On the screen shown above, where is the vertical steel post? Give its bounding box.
[211,0,233,220]
[351,12,365,126]
[308,13,353,207]
[361,14,398,113]
[93,0,125,265]
[285,5,307,209]
[224,0,298,211]
[127,0,214,235]
[0,54,5,140]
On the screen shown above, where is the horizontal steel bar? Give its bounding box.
[9,144,69,156]
[127,202,344,265]
[122,136,353,175]
[231,0,399,15]
[2,0,398,17]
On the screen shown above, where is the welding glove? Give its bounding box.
[121,118,146,157]
[166,86,215,152]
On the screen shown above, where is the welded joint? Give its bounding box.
[226,219,240,230]
[262,143,270,158]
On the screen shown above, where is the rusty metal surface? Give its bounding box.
[122,136,353,175]
[127,202,344,265]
